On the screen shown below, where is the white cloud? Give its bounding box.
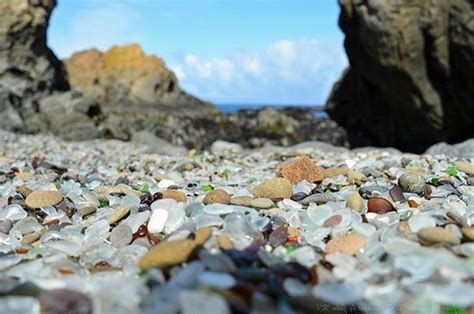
[48,2,144,58]
[171,65,186,81]
[184,55,235,83]
[171,38,348,104]
[267,39,297,67]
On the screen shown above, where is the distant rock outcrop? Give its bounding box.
[64,45,210,109]
[63,45,219,147]
[327,0,474,152]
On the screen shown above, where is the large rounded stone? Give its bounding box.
[138,239,197,268]
[324,233,366,255]
[203,189,231,205]
[250,178,292,201]
[398,173,425,194]
[278,156,324,184]
[162,190,187,203]
[346,192,365,212]
[25,191,62,208]
[462,227,474,242]
[417,227,460,246]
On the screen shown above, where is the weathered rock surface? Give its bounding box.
[327,0,474,153]
[224,108,348,148]
[0,0,69,133]
[64,44,211,109]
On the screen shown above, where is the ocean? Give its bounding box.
[215,104,329,118]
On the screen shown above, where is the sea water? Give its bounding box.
[216,104,329,118]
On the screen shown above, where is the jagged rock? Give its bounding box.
[0,0,69,133]
[39,91,102,141]
[327,0,474,153]
[64,44,214,110]
[224,107,348,148]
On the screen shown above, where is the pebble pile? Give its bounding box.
[0,131,473,313]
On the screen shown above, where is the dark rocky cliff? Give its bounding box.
[327,0,474,152]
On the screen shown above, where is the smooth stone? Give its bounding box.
[0,204,27,221]
[0,219,13,233]
[122,211,150,233]
[162,190,187,203]
[324,234,366,255]
[250,178,292,200]
[249,198,274,209]
[358,185,388,198]
[217,234,234,250]
[290,192,308,202]
[198,250,237,272]
[17,185,32,197]
[138,239,197,268]
[367,197,395,214]
[301,193,337,205]
[77,206,96,217]
[455,161,474,176]
[398,173,425,194]
[148,208,169,234]
[290,246,319,268]
[107,206,130,224]
[408,216,436,233]
[454,243,474,257]
[230,196,253,207]
[307,204,333,225]
[346,192,365,212]
[278,156,324,184]
[163,207,185,234]
[132,237,153,249]
[352,222,376,237]
[462,227,474,242]
[417,227,461,246]
[178,290,230,314]
[446,224,463,239]
[21,231,42,244]
[39,289,93,314]
[198,271,236,289]
[322,167,348,178]
[109,224,133,248]
[25,190,62,208]
[203,204,236,215]
[397,221,412,238]
[194,227,213,245]
[347,169,366,181]
[203,189,231,205]
[389,185,406,203]
[13,217,41,235]
[323,215,342,228]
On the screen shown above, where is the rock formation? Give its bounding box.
[64,45,212,111]
[0,0,348,149]
[327,0,474,152]
[62,45,220,147]
[0,0,68,132]
[0,0,102,140]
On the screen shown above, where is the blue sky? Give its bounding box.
[48,0,347,105]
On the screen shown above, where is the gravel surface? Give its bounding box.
[0,131,473,313]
